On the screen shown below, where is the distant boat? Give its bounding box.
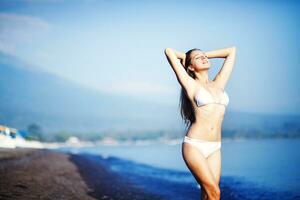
[0,125,44,149]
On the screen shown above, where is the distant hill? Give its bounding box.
[0,52,299,139]
[222,111,300,138]
[0,53,181,133]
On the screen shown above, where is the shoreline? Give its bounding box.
[0,147,298,200]
[2,136,299,151]
[0,148,164,200]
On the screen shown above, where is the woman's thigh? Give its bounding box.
[181,143,218,188]
[206,149,221,185]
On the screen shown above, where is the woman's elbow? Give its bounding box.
[164,48,173,55]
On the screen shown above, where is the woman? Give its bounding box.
[164,46,236,200]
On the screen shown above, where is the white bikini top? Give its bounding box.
[194,85,229,107]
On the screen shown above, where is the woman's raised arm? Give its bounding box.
[205,46,237,89]
[164,48,194,91]
[205,46,236,59]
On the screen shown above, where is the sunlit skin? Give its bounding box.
[164,47,236,200]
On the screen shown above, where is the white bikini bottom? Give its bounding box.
[182,136,221,159]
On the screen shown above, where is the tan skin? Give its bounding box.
[164,47,236,200]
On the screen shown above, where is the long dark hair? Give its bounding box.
[179,48,202,130]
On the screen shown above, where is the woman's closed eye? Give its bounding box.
[194,54,207,61]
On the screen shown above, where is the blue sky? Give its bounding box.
[0,0,299,115]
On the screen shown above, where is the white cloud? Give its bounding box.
[0,12,50,55]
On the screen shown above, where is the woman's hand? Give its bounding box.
[180,54,186,67]
[172,49,186,67]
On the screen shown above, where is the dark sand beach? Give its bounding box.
[0,148,298,200]
[0,148,164,200]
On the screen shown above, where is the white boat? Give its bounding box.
[0,134,16,148]
[0,125,44,149]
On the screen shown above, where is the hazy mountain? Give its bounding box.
[1,52,299,138]
[0,53,182,133]
[222,110,300,138]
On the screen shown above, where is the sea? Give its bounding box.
[58,138,300,200]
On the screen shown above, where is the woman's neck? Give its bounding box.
[194,71,210,84]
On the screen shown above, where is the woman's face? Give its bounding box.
[189,50,210,71]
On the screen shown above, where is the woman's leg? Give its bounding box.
[201,185,209,200]
[182,143,221,200]
[206,149,222,185]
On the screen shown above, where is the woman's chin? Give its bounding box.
[201,65,210,70]
[205,64,211,69]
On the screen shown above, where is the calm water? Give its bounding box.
[59,138,300,199]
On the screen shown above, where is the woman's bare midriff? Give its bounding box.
[185,104,225,142]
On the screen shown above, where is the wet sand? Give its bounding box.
[0,148,164,200]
